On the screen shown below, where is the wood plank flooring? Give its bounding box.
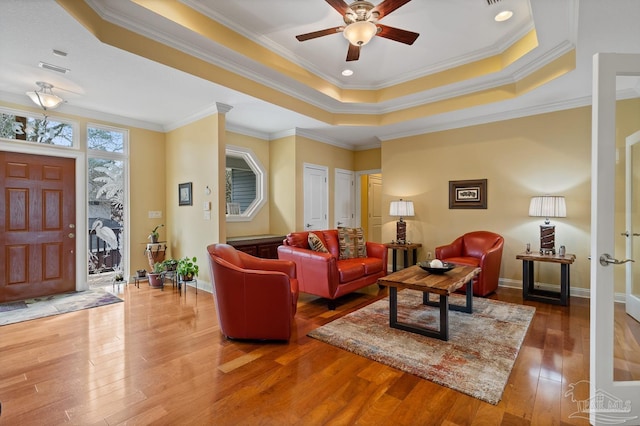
[0,282,638,425]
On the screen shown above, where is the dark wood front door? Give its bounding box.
[0,151,76,302]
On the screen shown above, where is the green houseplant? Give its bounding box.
[177,256,199,281]
[148,224,164,243]
[148,261,165,288]
[162,258,178,272]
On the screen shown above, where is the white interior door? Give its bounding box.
[334,168,354,228]
[303,163,328,231]
[625,129,640,322]
[368,174,382,242]
[591,52,640,425]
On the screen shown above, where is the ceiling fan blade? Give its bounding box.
[372,0,412,20]
[296,27,343,42]
[325,0,350,15]
[346,43,360,61]
[376,24,419,45]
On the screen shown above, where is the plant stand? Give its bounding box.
[145,243,167,271]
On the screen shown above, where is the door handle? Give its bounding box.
[337,221,343,226]
[599,253,635,266]
[305,223,312,228]
[620,231,640,237]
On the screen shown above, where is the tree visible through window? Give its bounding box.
[87,125,127,277]
[0,112,73,146]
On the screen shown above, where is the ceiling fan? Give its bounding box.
[296,0,419,61]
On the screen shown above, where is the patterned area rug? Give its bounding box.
[308,290,535,405]
[0,290,123,326]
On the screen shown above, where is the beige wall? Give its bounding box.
[129,127,167,273]
[355,148,381,171]
[270,135,296,235]
[165,113,225,285]
[381,99,640,292]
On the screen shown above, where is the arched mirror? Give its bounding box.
[225,145,266,221]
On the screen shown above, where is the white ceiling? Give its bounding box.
[0,0,639,149]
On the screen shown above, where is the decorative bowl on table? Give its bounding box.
[418,260,456,274]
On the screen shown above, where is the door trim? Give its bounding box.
[355,168,381,228]
[0,140,88,291]
[591,52,640,425]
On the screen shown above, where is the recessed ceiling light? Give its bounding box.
[342,69,354,76]
[494,10,513,22]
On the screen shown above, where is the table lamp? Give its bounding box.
[389,199,415,244]
[528,195,566,254]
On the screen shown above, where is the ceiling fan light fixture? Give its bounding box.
[343,20,377,46]
[26,81,64,110]
[494,10,513,22]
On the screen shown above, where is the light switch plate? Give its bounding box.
[148,210,162,218]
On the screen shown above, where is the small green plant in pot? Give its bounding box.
[148,261,165,288]
[177,256,199,281]
[162,258,178,272]
[148,224,164,243]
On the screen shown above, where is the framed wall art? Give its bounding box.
[449,179,487,209]
[178,182,193,206]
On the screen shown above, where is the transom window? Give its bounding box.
[0,107,75,147]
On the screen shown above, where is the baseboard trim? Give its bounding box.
[498,278,626,303]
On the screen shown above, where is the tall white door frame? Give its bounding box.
[591,52,640,425]
[334,168,354,228]
[303,163,328,231]
[355,169,382,228]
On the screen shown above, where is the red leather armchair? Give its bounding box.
[207,243,299,340]
[435,231,504,297]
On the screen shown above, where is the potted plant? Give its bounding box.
[162,258,178,272]
[148,224,164,243]
[177,256,199,282]
[148,261,165,288]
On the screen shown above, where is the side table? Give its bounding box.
[516,252,576,306]
[384,242,422,272]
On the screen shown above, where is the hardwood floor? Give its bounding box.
[0,282,638,425]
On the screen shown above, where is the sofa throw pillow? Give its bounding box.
[338,227,367,259]
[308,232,328,253]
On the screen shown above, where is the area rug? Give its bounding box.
[308,290,536,405]
[0,290,123,326]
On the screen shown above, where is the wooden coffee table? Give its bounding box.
[377,264,481,341]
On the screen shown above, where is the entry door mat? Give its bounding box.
[0,290,123,326]
[308,290,536,405]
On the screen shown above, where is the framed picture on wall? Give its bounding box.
[449,179,487,209]
[179,182,192,206]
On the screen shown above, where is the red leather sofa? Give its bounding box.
[207,243,299,340]
[435,231,504,297]
[277,229,387,309]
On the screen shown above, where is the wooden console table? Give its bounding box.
[227,235,285,259]
[516,251,576,306]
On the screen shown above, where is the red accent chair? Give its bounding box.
[207,243,299,340]
[435,231,504,297]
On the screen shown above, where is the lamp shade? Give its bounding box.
[343,21,377,46]
[389,200,415,218]
[529,196,566,222]
[26,81,63,110]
